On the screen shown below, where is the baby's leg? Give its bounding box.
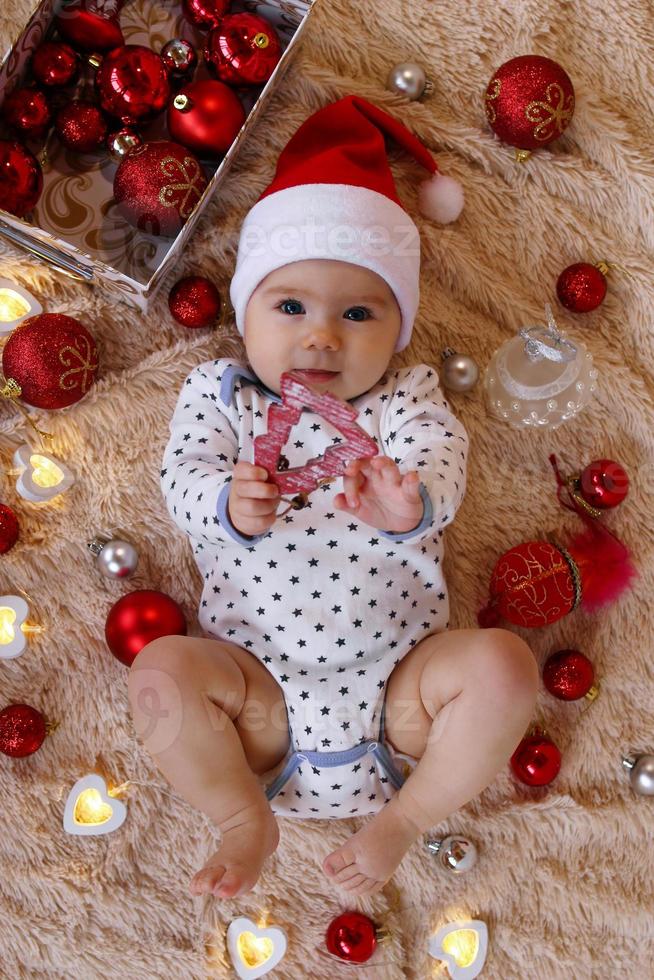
[127,635,290,899]
[323,627,538,895]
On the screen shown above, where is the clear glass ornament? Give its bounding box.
[484,305,598,428]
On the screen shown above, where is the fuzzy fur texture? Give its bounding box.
[0,1,652,977]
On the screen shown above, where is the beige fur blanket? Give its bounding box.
[1,0,652,977]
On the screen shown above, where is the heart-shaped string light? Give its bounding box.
[226,915,287,979]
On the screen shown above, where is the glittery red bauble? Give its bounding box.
[113,140,208,237]
[0,503,20,553]
[326,912,377,963]
[169,275,222,327]
[557,262,607,312]
[31,40,79,87]
[485,55,575,151]
[105,589,187,667]
[2,88,51,137]
[0,140,43,217]
[95,45,171,125]
[480,540,577,628]
[55,101,109,153]
[167,80,245,156]
[578,458,629,510]
[182,0,229,30]
[55,0,125,52]
[2,313,99,409]
[0,703,47,757]
[204,13,282,86]
[510,731,561,786]
[543,649,595,700]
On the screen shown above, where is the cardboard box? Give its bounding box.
[0,0,315,309]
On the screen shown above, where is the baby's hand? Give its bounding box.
[334,456,423,533]
[227,461,281,538]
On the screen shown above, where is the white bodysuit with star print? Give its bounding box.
[161,358,469,818]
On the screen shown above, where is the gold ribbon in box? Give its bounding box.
[0,0,316,309]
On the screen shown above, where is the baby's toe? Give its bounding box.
[214,868,249,898]
[190,864,226,895]
[338,872,368,891]
[323,846,357,877]
[344,875,381,896]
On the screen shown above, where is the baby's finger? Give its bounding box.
[341,469,364,508]
[235,480,280,499]
[373,456,400,484]
[401,471,421,498]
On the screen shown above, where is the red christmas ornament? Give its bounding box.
[182,0,230,30]
[55,101,109,153]
[106,126,143,162]
[95,45,171,125]
[0,140,43,217]
[0,503,20,553]
[510,729,561,786]
[254,371,379,498]
[55,0,125,52]
[31,41,79,87]
[167,79,246,156]
[543,649,596,701]
[478,456,637,628]
[2,312,99,409]
[2,88,51,138]
[113,140,208,237]
[0,703,47,757]
[105,589,187,667]
[484,55,575,159]
[557,262,608,312]
[578,458,629,511]
[204,12,283,87]
[326,912,377,963]
[168,276,222,327]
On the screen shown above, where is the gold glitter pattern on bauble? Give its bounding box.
[59,334,99,392]
[158,155,205,217]
[484,78,501,124]
[525,83,575,142]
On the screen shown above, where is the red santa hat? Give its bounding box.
[229,94,464,352]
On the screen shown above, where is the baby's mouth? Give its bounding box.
[293,369,340,382]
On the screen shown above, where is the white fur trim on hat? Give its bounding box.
[229,183,421,352]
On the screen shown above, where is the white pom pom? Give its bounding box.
[417,172,464,224]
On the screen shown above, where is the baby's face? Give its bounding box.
[243,259,402,400]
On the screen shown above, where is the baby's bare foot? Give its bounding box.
[322,796,419,896]
[190,801,279,900]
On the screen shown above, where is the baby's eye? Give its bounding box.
[344,306,372,321]
[277,299,305,315]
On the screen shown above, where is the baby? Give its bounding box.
[128,95,538,900]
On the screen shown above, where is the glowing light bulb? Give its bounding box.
[0,606,17,645]
[13,445,75,502]
[29,454,64,488]
[63,774,127,836]
[442,929,479,968]
[428,919,488,979]
[73,788,115,826]
[0,279,42,334]
[227,916,287,978]
[0,289,30,322]
[237,932,274,968]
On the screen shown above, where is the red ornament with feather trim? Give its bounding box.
[477,455,637,629]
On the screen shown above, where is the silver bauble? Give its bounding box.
[161,39,197,76]
[88,537,139,578]
[107,128,142,162]
[386,62,433,100]
[425,834,478,872]
[440,348,480,393]
[622,754,654,796]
